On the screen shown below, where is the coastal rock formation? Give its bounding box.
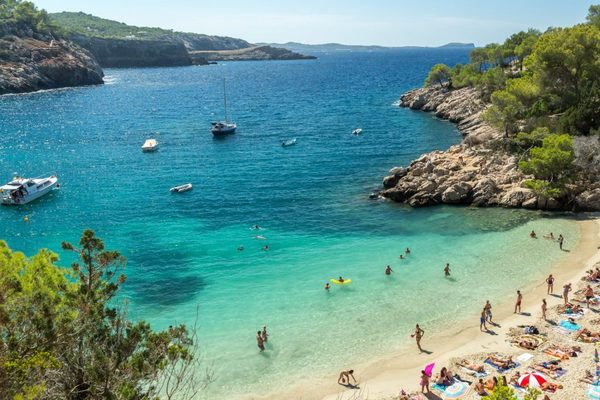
[71,35,192,68]
[380,87,600,211]
[0,33,103,95]
[189,45,317,62]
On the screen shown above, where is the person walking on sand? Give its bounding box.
[563,283,572,304]
[412,324,425,352]
[585,285,595,308]
[514,290,522,314]
[256,331,265,352]
[542,299,547,320]
[338,369,357,385]
[558,234,564,250]
[480,309,488,331]
[444,263,451,277]
[420,370,430,393]
[385,265,393,275]
[546,274,555,294]
[484,300,493,323]
[261,325,268,342]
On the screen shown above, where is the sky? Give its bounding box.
[34,0,595,46]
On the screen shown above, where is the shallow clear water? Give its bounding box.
[0,49,579,398]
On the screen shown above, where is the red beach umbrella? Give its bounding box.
[518,371,548,388]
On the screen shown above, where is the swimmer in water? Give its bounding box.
[338,276,345,283]
[325,282,330,290]
[444,263,451,277]
[237,245,244,251]
[405,247,411,255]
[399,254,405,260]
[262,245,269,251]
[385,265,393,275]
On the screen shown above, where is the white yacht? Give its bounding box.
[142,139,159,152]
[211,78,237,136]
[0,175,58,205]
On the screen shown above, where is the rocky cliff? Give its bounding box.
[0,29,103,95]
[190,45,317,62]
[70,35,192,68]
[379,87,600,211]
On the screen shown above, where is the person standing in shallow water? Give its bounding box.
[412,324,425,352]
[514,290,522,313]
[484,300,493,323]
[546,274,554,294]
[324,282,330,290]
[385,265,393,275]
[256,331,265,352]
[558,234,564,250]
[261,325,268,342]
[444,263,451,277]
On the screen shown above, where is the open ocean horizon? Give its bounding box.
[0,49,580,398]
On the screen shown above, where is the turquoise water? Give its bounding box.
[0,50,580,398]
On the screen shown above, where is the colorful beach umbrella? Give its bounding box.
[443,381,468,399]
[588,384,600,399]
[424,362,435,377]
[518,371,548,388]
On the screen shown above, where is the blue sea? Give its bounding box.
[0,49,579,399]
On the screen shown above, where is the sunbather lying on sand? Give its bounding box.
[458,359,485,373]
[575,328,600,342]
[580,370,598,385]
[540,381,563,392]
[532,362,564,378]
[557,303,583,314]
[509,371,521,385]
[485,354,514,369]
[543,347,570,360]
[514,338,538,349]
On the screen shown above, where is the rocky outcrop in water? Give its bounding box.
[380,87,600,211]
[0,29,103,95]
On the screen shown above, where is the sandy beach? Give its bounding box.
[250,215,600,400]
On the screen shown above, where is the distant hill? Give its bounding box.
[48,12,314,67]
[259,42,475,53]
[49,12,251,51]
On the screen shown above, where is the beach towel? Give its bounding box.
[431,383,448,394]
[559,313,584,319]
[460,366,488,378]
[553,326,573,336]
[559,320,581,331]
[484,359,520,372]
[516,353,534,362]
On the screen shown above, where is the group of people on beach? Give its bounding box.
[480,300,493,331]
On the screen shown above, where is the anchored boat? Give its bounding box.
[170,183,193,193]
[211,78,237,136]
[0,174,58,205]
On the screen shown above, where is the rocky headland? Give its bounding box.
[189,45,317,62]
[0,26,103,95]
[379,86,600,211]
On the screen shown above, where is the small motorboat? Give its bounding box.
[142,139,159,152]
[170,183,193,193]
[1,174,58,205]
[281,138,297,147]
[352,128,363,136]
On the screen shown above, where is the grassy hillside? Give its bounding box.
[49,12,251,50]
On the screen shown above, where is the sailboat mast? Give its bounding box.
[223,78,228,123]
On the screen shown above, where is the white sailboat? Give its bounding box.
[0,174,58,205]
[211,78,237,136]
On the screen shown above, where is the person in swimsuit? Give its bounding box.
[586,285,595,308]
[385,265,393,275]
[399,254,405,260]
[338,369,357,385]
[256,331,265,351]
[338,276,345,283]
[261,325,268,342]
[558,234,564,250]
[542,299,547,320]
[480,309,488,332]
[544,232,555,240]
[412,324,425,351]
[405,247,411,255]
[325,282,330,290]
[474,378,486,395]
[514,290,522,313]
[444,263,451,277]
[484,300,493,323]
[546,274,554,294]
[530,230,537,238]
[563,283,572,304]
[420,370,430,393]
